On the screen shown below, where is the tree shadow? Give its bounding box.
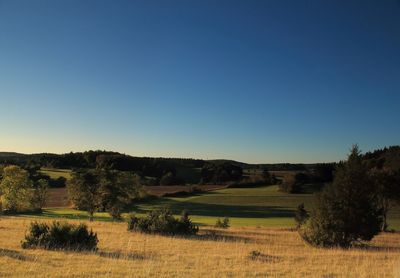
[248,250,282,263]
[0,248,33,261]
[97,250,151,261]
[133,199,295,219]
[15,211,113,222]
[351,244,400,252]
[192,231,256,243]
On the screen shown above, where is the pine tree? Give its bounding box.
[300,145,383,247]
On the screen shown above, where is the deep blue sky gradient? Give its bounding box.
[0,0,399,163]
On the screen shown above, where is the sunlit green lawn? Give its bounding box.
[18,185,400,229]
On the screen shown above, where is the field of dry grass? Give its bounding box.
[0,217,399,277]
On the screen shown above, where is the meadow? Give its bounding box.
[39,168,72,180]
[2,169,400,277]
[0,217,399,277]
[22,184,400,229]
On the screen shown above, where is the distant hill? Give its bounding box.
[0,152,25,157]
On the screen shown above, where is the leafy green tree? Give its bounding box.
[300,146,383,247]
[31,179,49,212]
[0,165,33,212]
[98,170,143,220]
[67,170,102,221]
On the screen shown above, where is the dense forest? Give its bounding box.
[0,146,399,185]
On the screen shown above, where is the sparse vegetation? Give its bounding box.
[127,207,199,236]
[215,217,230,229]
[21,221,98,251]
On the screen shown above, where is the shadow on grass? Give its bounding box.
[97,251,150,261]
[133,199,295,219]
[351,244,400,252]
[194,230,256,243]
[15,210,113,222]
[0,248,33,261]
[248,250,282,263]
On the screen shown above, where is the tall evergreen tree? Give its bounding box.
[300,145,383,247]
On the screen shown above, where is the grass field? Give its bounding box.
[29,185,400,229]
[39,168,72,180]
[0,217,399,277]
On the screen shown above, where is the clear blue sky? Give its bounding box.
[0,0,399,163]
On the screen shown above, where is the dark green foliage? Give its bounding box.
[0,165,33,212]
[30,179,49,212]
[215,217,230,229]
[279,174,304,193]
[21,221,98,251]
[67,170,101,221]
[127,208,198,236]
[312,163,335,183]
[49,177,67,188]
[68,169,143,220]
[201,162,243,184]
[364,146,400,171]
[159,172,185,185]
[371,169,400,231]
[300,146,383,247]
[97,170,143,220]
[294,203,308,229]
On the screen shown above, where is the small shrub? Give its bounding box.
[127,208,198,236]
[249,250,263,260]
[294,203,308,229]
[215,217,230,229]
[21,221,98,251]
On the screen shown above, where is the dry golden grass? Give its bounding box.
[0,217,399,277]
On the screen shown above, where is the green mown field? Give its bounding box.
[39,168,72,180]
[21,185,400,229]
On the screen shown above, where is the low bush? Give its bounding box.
[215,217,230,229]
[127,208,198,236]
[21,221,98,251]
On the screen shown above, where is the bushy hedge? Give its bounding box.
[21,221,98,251]
[128,208,198,236]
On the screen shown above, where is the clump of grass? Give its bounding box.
[21,221,98,251]
[215,217,230,229]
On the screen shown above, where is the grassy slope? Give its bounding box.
[23,184,400,229]
[134,185,314,227]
